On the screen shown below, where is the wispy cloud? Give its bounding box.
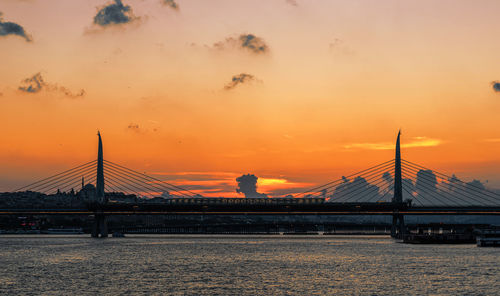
[0,12,32,42]
[18,72,85,98]
[285,0,298,6]
[344,137,442,150]
[224,73,259,90]
[161,0,179,10]
[212,34,269,54]
[126,122,159,134]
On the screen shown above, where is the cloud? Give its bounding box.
[224,73,259,90]
[236,174,268,198]
[285,0,298,6]
[213,34,269,54]
[18,72,85,98]
[329,38,356,56]
[162,0,179,10]
[0,12,32,42]
[127,123,140,131]
[126,121,160,134]
[491,81,500,92]
[344,137,442,150]
[93,0,138,27]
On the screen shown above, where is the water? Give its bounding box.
[0,235,498,295]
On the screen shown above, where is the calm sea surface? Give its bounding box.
[0,235,498,295]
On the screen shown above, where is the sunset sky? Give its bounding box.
[1,0,500,196]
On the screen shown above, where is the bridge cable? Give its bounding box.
[15,160,97,191]
[103,162,188,198]
[327,168,394,202]
[334,173,394,203]
[104,164,186,198]
[323,164,394,199]
[104,160,197,197]
[401,168,469,206]
[295,159,395,197]
[17,161,97,192]
[400,166,475,206]
[402,159,500,202]
[401,163,495,206]
[104,161,188,197]
[310,163,395,199]
[35,164,98,194]
[402,166,490,206]
[104,169,152,196]
[402,161,499,204]
[401,185,424,207]
[401,171,464,206]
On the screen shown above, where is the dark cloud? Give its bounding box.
[213,34,269,54]
[93,0,137,27]
[0,12,32,42]
[18,72,85,98]
[224,73,257,90]
[236,174,268,198]
[18,72,44,93]
[491,81,500,92]
[415,170,437,194]
[162,0,179,10]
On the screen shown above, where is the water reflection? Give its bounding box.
[0,235,498,295]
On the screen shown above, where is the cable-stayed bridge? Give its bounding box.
[1,132,499,238]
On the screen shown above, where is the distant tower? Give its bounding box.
[393,130,403,203]
[96,131,105,204]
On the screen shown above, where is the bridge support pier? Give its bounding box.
[91,214,108,238]
[391,213,405,239]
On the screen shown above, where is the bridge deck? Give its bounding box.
[1,202,499,215]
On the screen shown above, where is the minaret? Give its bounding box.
[96,131,105,204]
[393,130,403,203]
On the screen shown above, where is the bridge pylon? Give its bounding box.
[91,131,108,238]
[391,131,406,239]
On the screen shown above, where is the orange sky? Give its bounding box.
[1,0,500,195]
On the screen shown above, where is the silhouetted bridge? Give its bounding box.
[2,131,500,238]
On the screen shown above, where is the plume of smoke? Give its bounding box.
[0,12,32,42]
[18,72,85,98]
[236,174,268,198]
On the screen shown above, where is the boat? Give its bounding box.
[476,228,500,247]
